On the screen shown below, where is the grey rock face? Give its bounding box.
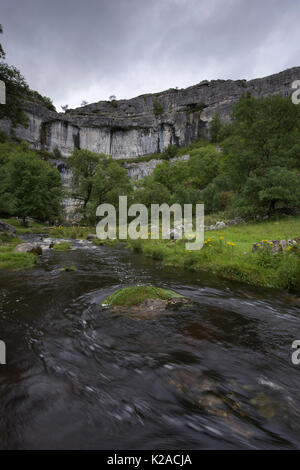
[124,154,190,180]
[1,67,299,160]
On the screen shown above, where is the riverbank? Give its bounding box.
[1,215,300,291]
[0,237,37,270]
[126,215,300,291]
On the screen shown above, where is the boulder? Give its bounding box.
[14,243,42,254]
[252,238,299,253]
[86,234,97,240]
[0,221,16,238]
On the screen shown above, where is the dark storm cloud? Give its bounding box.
[1,0,299,110]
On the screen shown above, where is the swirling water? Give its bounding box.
[0,236,300,449]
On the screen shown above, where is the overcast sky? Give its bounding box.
[1,0,299,111]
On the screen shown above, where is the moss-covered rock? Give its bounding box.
[103,285,185,307]
[52,241,71,251]
[60,265,77,272]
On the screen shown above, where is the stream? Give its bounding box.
[0,235,300,449]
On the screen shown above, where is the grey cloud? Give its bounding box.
[1,0,299,110]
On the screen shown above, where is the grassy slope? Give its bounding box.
[126,216,300,291]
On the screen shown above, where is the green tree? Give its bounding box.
[87,155,133,223]
[222,94,300,186]
[209,113,222,142]
[0,62,30,127]
[68,148,132,222]
[68,148,101,210]
[204,94,300,215]
[236,167,300,216]
[164,144,177,159]
[152,160,190,193]
[187,146,220,189]
[134,179,172,207]
[0,146,63,222]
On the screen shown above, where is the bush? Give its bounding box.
[153,100,164,117]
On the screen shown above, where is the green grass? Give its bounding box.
[0,237,38,270]
[125,215,300,291]
[49,225,93,239]
[53,241,72,251]
[103,285,184,307]
[1,218,49,235]
[1,219,96,239]
[0,251,37,270]
[204,215,300,254]
[92,238,120,247]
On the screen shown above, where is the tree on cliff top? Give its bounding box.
[0,24,55,128]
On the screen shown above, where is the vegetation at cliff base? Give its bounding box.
[103,285,184,307]
[0,140,63,223]
[132,94,300,218]
[68,148,132,223]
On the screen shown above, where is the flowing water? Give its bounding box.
[0,235,300,450]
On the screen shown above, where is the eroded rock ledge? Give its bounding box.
[1,67,299,160]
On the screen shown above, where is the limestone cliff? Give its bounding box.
[1,67,299,159]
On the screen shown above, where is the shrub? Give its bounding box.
[153,100,164,117]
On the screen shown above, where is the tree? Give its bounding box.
[81,100,88,106]
[134,179,171,207]
[0,62,30,127]
[87,155,132,223]
[0,144,63,222]
[152,160,189,194]
[209,113,222,142]
[0,25,55,127]
[68,148,101,210]
[109,95,116,101]
[236,167,300,216]
[164,144,177,159]
[187,146,220,189]
[61,104,69,112]
[203,94,300,215]
[222,94,300,186]
[68,149,133,222]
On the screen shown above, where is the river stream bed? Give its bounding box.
[0,235,300,449]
